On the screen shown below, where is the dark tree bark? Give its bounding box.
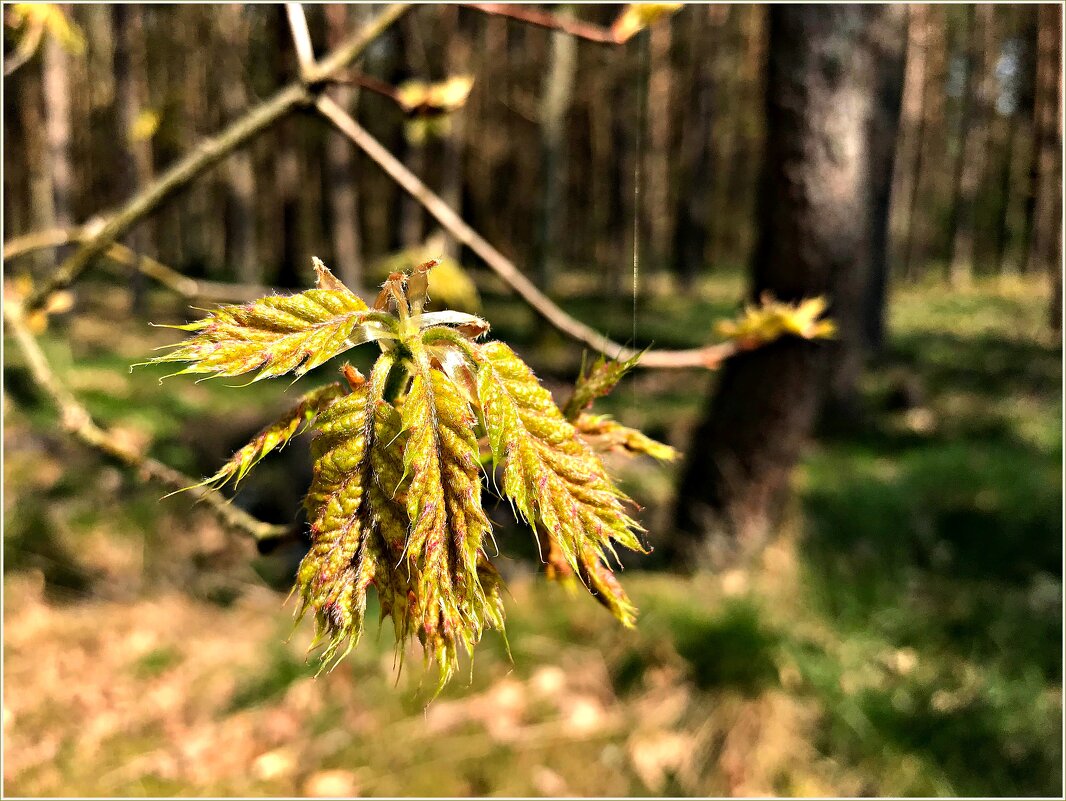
[273,7,303,287]
[893,4,929,283]
[860,5,908,354]
[42,22,73,233]
[671,7,716,288]
[438,4,470,263]
[113,4,155,311]
[219,4,261,285]
[1026,5,1062,278]
[673,6,897,566]
[903,7,948,282]
[948,4,995,287]
[534,24,577,285]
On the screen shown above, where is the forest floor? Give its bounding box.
[4,271,1062,797]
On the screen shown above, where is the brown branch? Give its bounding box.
[22,3,410,313]
[330,71,403,104]
[3,301,290,542]
[314,93,733,370]
[462,4,619,45]
[5,226,271,304]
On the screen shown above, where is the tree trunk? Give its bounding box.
[892,5,929,283]
[42,16,74,234]
[673,6,890,566]
[535,24,577,285]
[992,5,1028,278]
[1026,5,1062,278]
[273,8,303,287]
[218,4,260,285]
[645,15,674,268]
[323,3,365,291]
[399,13,428,250]
[20,70,57,275]
[903,7,948,282]
[438,4,470,263]
[671,7,716,289]
[113,4,155,311]
[860,5,908,354]
[948,4,995,287]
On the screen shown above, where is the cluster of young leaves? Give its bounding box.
[4,2,84,73]
[397,75,475,144]
[150,259,672,689]
[610,3,684,43]
[715,293,836,351]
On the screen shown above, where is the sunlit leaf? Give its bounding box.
[9,3,85,54]
[146,261,395,381]
[716,293,836,350]
[611,3,683,43]
[154,257,665,686]
[475,341,644,626]
[575,412,677,462]
[129,108,161,143]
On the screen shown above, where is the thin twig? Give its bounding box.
[22,3,410,314]
[3,302,290,541]
[3,17,44,76]
[314,94,733,369]
[5,226,272,304]
[329,70,403,104]
[462,4,619,45]
[285,3,316,80]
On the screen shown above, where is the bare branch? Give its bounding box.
[314,94,733,370]
[5,226,272,304]
[3,302,290,542]
[462,4,619,45]
[23,3,411,313]
[327,70,402,103]
[3,16,44,76]
[285,3,316,80]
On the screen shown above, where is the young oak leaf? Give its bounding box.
[474,341,644,625]
[296,358,390,665]
[401,358,500,683]
[611,3,683,44]
[716,293,836,351]
[195,382,345,491]
[574,413,678,462]
[562,350,645,420]
[147,262,396,381]
[151,258,667,687]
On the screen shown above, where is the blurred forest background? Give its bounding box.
[3,3,1063,797]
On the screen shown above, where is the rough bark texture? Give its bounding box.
[673,6,889,567]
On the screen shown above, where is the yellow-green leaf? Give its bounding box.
[148,262,393,381]
[716,293,836,350]
[611,3,683,43]
[475,341,644,624]
[575,413,677,462]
